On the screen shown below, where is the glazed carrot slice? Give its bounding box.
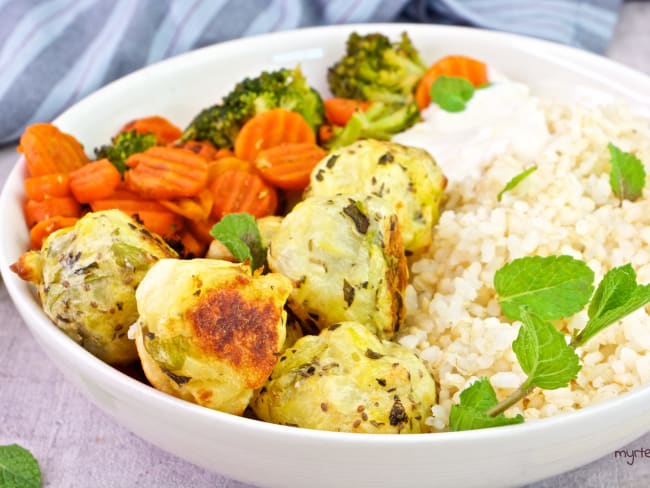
[24,197,81,227]
[207,157,254,185]
[168,228,208,259]
[318,124,335,144]
[186,218,215,246]
[119,116,182,145]
[130,210,184,239]
[415,55,488,110]
[160,188,214,222]
[255,142,327,190]
[18,123,90,177]
[24,173,71,201]
[89,194,169,213]
[171,140,220,161]
[214,147,235,160]
[234,108,315,162]
[125,146,208,199]
[68,159,122,203]
[323,98,371,126]
[29,216,78,249]
[209,168,277,220]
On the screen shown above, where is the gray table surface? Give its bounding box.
[2,3,650,487]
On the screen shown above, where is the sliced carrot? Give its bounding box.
[68,159,121,204]
[234,108,315,162]
[214,147,235,159]
[318,124,335,144]
[125,146,208,200]
[170,140,219,161]
[207,157,254,185]
[89,194,168,213]
[24,197,81,227]
[160,188,214,222]
[18,123,90,177]
[24,173,71,201]
[167,228,207,259]
[129,210,184,239]
[186,218,215,246]
[415,55,488,110]
[209,168,277,220]
[29,216,78,249]
[255,142,327,190]
[324,98,371,126]
[119,116,182,145]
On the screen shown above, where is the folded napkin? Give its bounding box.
[0,0,623,145]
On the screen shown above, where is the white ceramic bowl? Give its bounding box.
[2,24,650,488]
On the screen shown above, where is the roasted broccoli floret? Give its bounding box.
[95,130,157,174]
[181,66,324,148]
[326,101,420,149]
[328,32,427,104]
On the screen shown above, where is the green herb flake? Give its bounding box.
[573,264,650,347]
[449,378,524,431]
[0,444,42,488]
[497,166,537,201]
[609,142,646,202]
[430,75,475,113]
[210,213,266,271]
[513,309,581,390]
[494,255,594,321]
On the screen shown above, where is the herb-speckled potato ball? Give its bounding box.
[251,321,437,433]
[267,193,408,340]
[305,139,447,253]
[11,209,177,365]
[133,259,292,415]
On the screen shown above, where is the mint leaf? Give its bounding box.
[449,378,524,431]
[497,166,537,201]
[513,309,581,390]
[587,264,637,320]
[430,75,475,112]
[574,264,650,347]
[609,142,646,202]
[210,213,266,271]
[494,255,594,321]
[0,444,42,488]
[458,376,499,411]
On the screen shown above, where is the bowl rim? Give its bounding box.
[2,22,650,447]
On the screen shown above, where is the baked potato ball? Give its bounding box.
[251,321,437,433]
[11,209,177,364]
[267,193,408,340]
[305,139,447,253]
[133,258,292,415]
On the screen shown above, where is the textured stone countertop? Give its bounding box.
[2,3,650,487]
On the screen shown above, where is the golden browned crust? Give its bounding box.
[187,275,282,389]
[10,250,43,284]
[384,214,408,335]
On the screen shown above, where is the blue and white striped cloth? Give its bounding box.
[0,0,623,145]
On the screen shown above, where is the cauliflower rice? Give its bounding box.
[399,99,650,431]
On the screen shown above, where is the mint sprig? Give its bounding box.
[210,213,266,271]
[0,444,42,488]
[450,256,650,432]
[497,166,537,201]
[609,143,646,203]
[430,75,475,112]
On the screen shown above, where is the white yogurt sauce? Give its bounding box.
[393,77,549,183]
